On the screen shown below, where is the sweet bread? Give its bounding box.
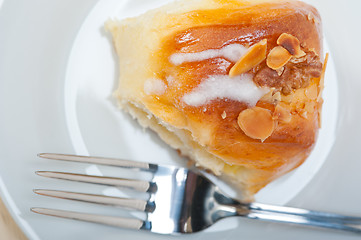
[106,0,326,200]
[106,0,327,201]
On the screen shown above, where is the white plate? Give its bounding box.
[1,0,361,240]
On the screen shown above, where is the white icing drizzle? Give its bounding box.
[182,74,269,107]
[212,58,232,72]
[170,44,248,66]
[144,78,167,95]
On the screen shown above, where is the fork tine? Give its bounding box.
[38,153,158,172]
[33,189,155,212]
[35,171,157,193]
[31,208,151,230]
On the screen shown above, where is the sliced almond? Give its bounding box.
[277,33,306,58]
[273,102,292,123]
[266,46,292,70]
[272,91,282,103]
[289,55,307,64]
[237,107,275,141]
[308,48,319,57]
[229,39,267,77]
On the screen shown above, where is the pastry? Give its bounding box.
[106,0,327,201]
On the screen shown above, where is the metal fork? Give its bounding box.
[31,153,361,234]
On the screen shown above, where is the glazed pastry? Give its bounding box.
[106,0,327,201]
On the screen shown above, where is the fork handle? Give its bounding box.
[234,204,361,234]
[249,203,361,224]
[244,209,361,233]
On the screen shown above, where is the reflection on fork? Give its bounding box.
[32,153,361,234]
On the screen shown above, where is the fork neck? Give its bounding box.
[211,191,251,221]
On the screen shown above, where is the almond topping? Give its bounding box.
[229,39,267,77]
[277,33,306,58]
[266,46,292,70]
[237,107,275,141]
[309,48,319,57]
[273,103,292,123]
[272,91,281,103]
